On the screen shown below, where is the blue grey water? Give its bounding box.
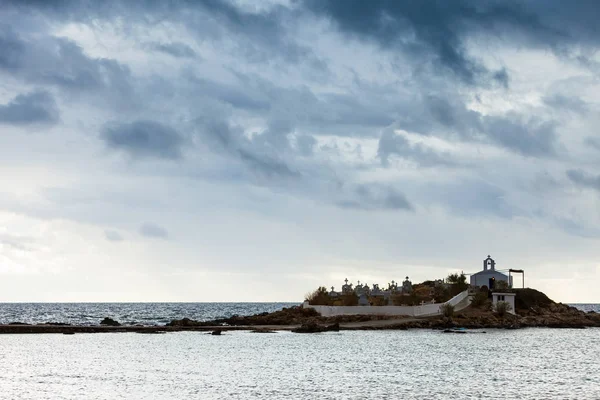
[1,328,600,399]
[1,303,600,399]
[0,302,298,326]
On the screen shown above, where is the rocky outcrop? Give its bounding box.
[434,303,600,330]
[167,306,324,327]
[218,306,322,326]
[292,322,340,333]
[166,317,206,327]
[100,317,121,326]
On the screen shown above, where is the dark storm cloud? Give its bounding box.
[4,0,322,67]
[305,0,600,83]
[337,183,413,211]
[304,0,520,84]
[195,118,300,179]
[146,42,197,58]
[566,169,600,191]
[0,27,128,90]
[517,0,600,49]
[394,95,559,157]
[139,223,169,239]
[493,68,510,89]
[3,0,563,160]
[185,70,397,139]
[0,90,59,125]
[7,0,600,73]
[0,24,24,71]
[191,0,325,66]
[101,120,185,160]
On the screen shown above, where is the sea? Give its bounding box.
[0,302,299,326]
[1,303,599,399]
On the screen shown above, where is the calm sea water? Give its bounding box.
[0,302,597,326]
[1,328,599,399]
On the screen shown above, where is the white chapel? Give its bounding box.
[470,255,512,289]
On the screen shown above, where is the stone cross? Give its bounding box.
[331,286,335,292]
[345,278,348,284]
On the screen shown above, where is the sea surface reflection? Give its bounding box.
[1,328,599,399]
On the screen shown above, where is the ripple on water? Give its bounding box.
[1,328,600,399]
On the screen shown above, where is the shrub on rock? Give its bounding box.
[471,291,490,309]
[495,301,512,317]
[305,287,331,305]
[440,303,455,319]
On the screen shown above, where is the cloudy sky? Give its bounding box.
[1,0,599,302]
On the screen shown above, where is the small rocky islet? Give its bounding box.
[167,288,600,331]
[0,289,598,334]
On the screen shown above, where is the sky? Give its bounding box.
[1,0,600,303]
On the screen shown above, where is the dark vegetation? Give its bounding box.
[340,293,359,306]
[446,273,468,295]
[514,288,553,311]
[305,287,359,306]
[439,303,455,318]
[494,301,512,318]
[167,306,322,327]
[305,287,330,305]
[470,287,491,309]
[305,272,469,307]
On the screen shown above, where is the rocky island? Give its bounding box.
[165,288,600,331]
[0,288,598,334]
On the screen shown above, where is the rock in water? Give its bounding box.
[100,317,121,326]
[292,322,340,333]
[326,322,340,332]
[166,317,203,327]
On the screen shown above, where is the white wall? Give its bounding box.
[492,293,516,315]
[304,290,470,318]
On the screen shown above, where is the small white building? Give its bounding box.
[492,292,516,315]
[470,255,512,289]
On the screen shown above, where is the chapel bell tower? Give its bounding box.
[483,255,495,271]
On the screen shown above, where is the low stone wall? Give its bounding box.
[304,290,470,318]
